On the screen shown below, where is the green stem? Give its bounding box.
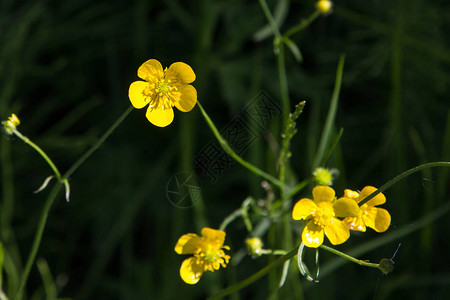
[284,10,320,38]
[14,106,133,300]
[197,102,281,188]
[208,247,297,300]
[277,43,290,129]
[286,178,311,199]
[319,244,379,269]
[14,184,62,300]
[359,161,450,206]
[258,0,281,38]
[12,130,62,179]
[62,106,133,180]
[312,54,345,169]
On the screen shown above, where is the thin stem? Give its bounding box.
[277,43,290,129]
[208,247,297,300]
[261,249,288,256]
[285,10,320,38]
[258,0,281,38]
[319,244,379,269]
[62,106,133,180]
[219,208,243,231]
[14,184,62,300]
[14,106,133,300]
[197,102,281,188]
[12,130,62,179]
[286,178,312,199]
[359,161,450,206]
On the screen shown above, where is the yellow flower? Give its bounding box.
[292,186,359,248]
[2,113,20,135]
[128,59,197,127]
[175,227,230,284]
[316,0,333,14]
[342,186,391,233]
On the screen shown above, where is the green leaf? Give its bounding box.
[283,37,303,62]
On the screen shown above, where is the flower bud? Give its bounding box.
[316,0,333,14]
[2,113,20,135]
[312,167,337,186]
[246,237,263,258]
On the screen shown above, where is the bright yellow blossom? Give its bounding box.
[2,113,20,135]
[128,59,197,127]
[342,186,391,233]
[292,186,359,248]
[175,227,230,284]
[316,0,333,14]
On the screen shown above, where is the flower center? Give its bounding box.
[155,79,171,96]
[144,78,181,111]
[311,204,335,228]
[194,244,230,273]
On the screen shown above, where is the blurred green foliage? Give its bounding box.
[0,0,449,299]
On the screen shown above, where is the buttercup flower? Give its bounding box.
[342,186,391,233]
[128,59,197,127]
[292,186,359,248]
[175,227,230,284]
[2,113,20,135]
[316,0,333,14]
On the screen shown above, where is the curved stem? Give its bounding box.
[12,130,62,179]
[62,106,133,180]
[284,10,320,38]
[359,161,450,206]
[197,102,281,188]
[319,244,379,269]
[14,106,133,300]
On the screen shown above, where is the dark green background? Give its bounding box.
[1,0,449,299]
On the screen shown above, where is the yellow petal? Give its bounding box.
[138,59,164,81]
[333,198,360,218]
[174,85,197,112]
[128,81,149,109]
[302,221,324,248]
[201,227,226,247]
[166,62,196,84]
[174,233,201,255]
[359,186,385,206]
[343,189,359,199]
[312,185,335,204]
[292,199,317,220]
[180,257,204,284]
[145,106,174,127]
[362,207,391,232]
[324,218,350,245]
[343,216,366,232]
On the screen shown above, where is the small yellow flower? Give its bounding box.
[342,186,391,233]
[175,227,230,284]
[246,237,263,258]
[316,0,333,14]
[2,113,20,135]
[128,59,197,127]
[292,186,359,248]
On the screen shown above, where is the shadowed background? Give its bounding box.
[0,0,449,299]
